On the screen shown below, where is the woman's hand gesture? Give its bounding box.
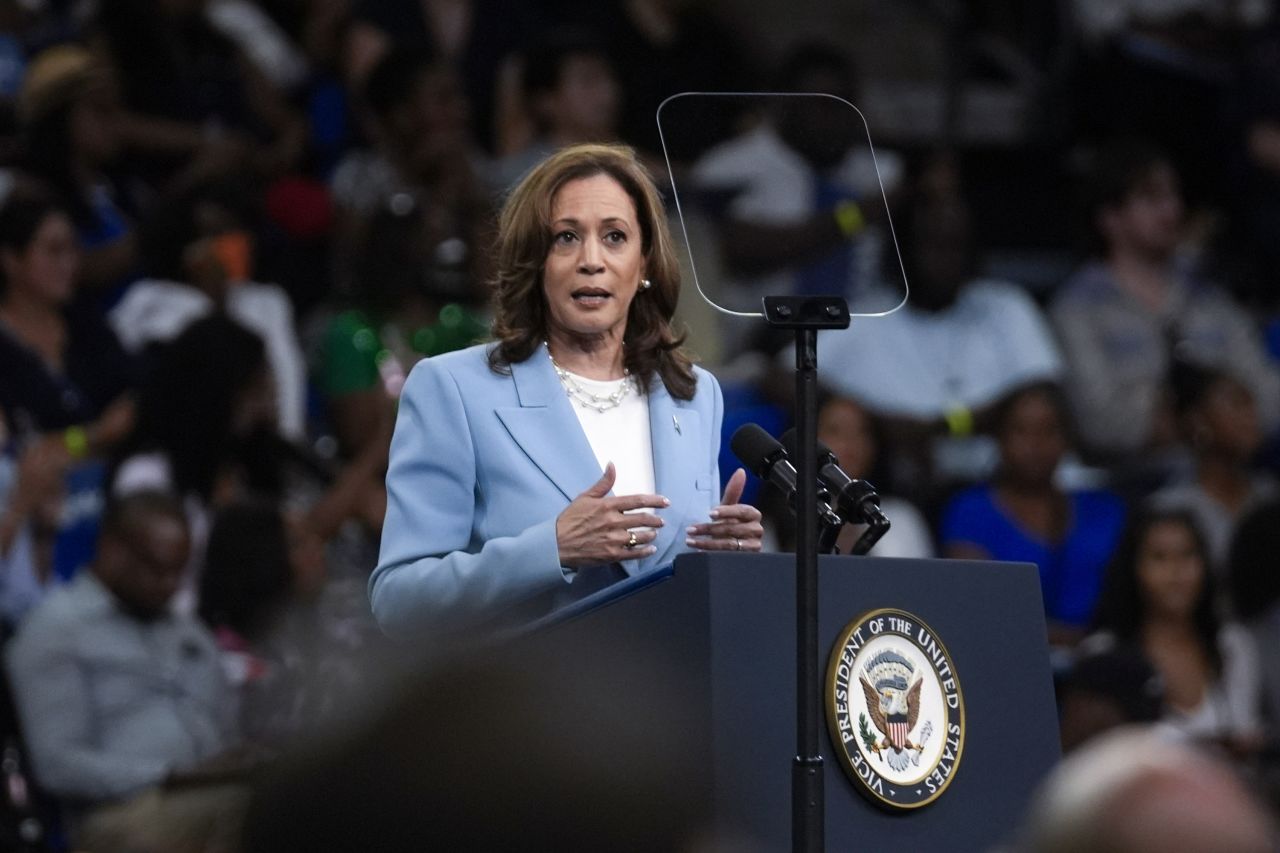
[686,468,764,552]
[556,463,668,569]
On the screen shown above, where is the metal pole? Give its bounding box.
[792,327,823,853]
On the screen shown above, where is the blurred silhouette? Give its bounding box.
[1150,359,1273,574]
[1017,727,1276,853]
[1051,139,1280,467]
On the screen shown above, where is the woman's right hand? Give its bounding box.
[556,463,668,569]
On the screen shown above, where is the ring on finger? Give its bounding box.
[734,538,742,551]
[625,530,639,549]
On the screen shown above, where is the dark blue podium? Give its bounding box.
[522,553,1061,851]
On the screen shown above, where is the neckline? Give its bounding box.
[561,369,629,387]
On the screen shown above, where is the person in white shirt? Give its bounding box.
[108,185,306,439]
[816,160,1062,497]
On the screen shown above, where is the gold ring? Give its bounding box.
[626,531,639,549]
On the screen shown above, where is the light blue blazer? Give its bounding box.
[370,343,723,638]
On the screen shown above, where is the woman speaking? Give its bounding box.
[370,144,763,638]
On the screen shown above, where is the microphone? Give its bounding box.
[780,429,891,532]
[730,424,842,527]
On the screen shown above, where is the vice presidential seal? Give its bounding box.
[825,608,965,810]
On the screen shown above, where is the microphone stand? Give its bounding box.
[764,294,850,853]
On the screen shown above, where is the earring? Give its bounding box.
[640,279,652,291]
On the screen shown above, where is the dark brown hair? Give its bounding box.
[487,143,695,400]
[1091,507,1222,676]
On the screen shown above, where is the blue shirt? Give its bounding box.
[941,486,1126,627]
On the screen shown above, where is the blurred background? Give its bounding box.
[3,0,1280,849]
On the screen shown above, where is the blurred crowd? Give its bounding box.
[0,0,1278,849]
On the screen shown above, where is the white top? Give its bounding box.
[815,279,1063,419]
[559,371,656,501]
[865,496,934,559]
[107,278,308,439]
[691,123,905,310]
[207,0,309,91]
[1082,625,1264,742]
[1164,623,1265,741]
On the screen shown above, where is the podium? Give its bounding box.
[521,553,1061,852]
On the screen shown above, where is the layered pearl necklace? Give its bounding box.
[546,344,636,413]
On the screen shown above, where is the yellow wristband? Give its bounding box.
[945,406,973,438]
[833,200,865,239]
[63,425,89,460]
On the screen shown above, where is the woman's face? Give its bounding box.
[1136,519,1205,621]
[998,390,1066,487]
[542,173,645,345]
[3,213,79,306]
[817,398,874,479]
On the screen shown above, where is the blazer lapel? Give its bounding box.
[495,350,603,503]
[641,379,701,572]
[496,351,704,574]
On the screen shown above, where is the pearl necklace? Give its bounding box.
[547,345,635,412]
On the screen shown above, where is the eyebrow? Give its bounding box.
[551,217,633,228]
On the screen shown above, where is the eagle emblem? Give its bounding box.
[858,649,933,772]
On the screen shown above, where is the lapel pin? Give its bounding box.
[673,415,681,435]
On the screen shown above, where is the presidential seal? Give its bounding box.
[825,608,965,810]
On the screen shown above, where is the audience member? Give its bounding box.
[324,48,490,456]
[17,44,140,300]
[5,491,237,808]
[1072,1,1268,209]
[112,315,278,612]
[814,161,1062,500]
[91,0,308,183]
[1089,508,1264,749]
[0,404,64,629]
[577,0,747,161]
[331,47,493,303]
[942,383,1126,643]
[1056,647,1163,754]
[492,27,622,191]
[0,0,33,157]
[691,42,904,353]
[818,394,933,557]
[1150,360,1274,573]
[1017,727,1276,853]
[0,184,136,581]
[1050,138,1280,465]
[200,501,346,749]
[343,0,539,153]
[109,182,308,439]
[1220,21,1280,309]
[1227,498,1280,730]
[0,183,134,447]
[766,393,933,557]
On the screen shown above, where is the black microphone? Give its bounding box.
[780,429,891,531]
[730,424,841,526]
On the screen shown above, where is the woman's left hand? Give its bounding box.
[686,468,764,552]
